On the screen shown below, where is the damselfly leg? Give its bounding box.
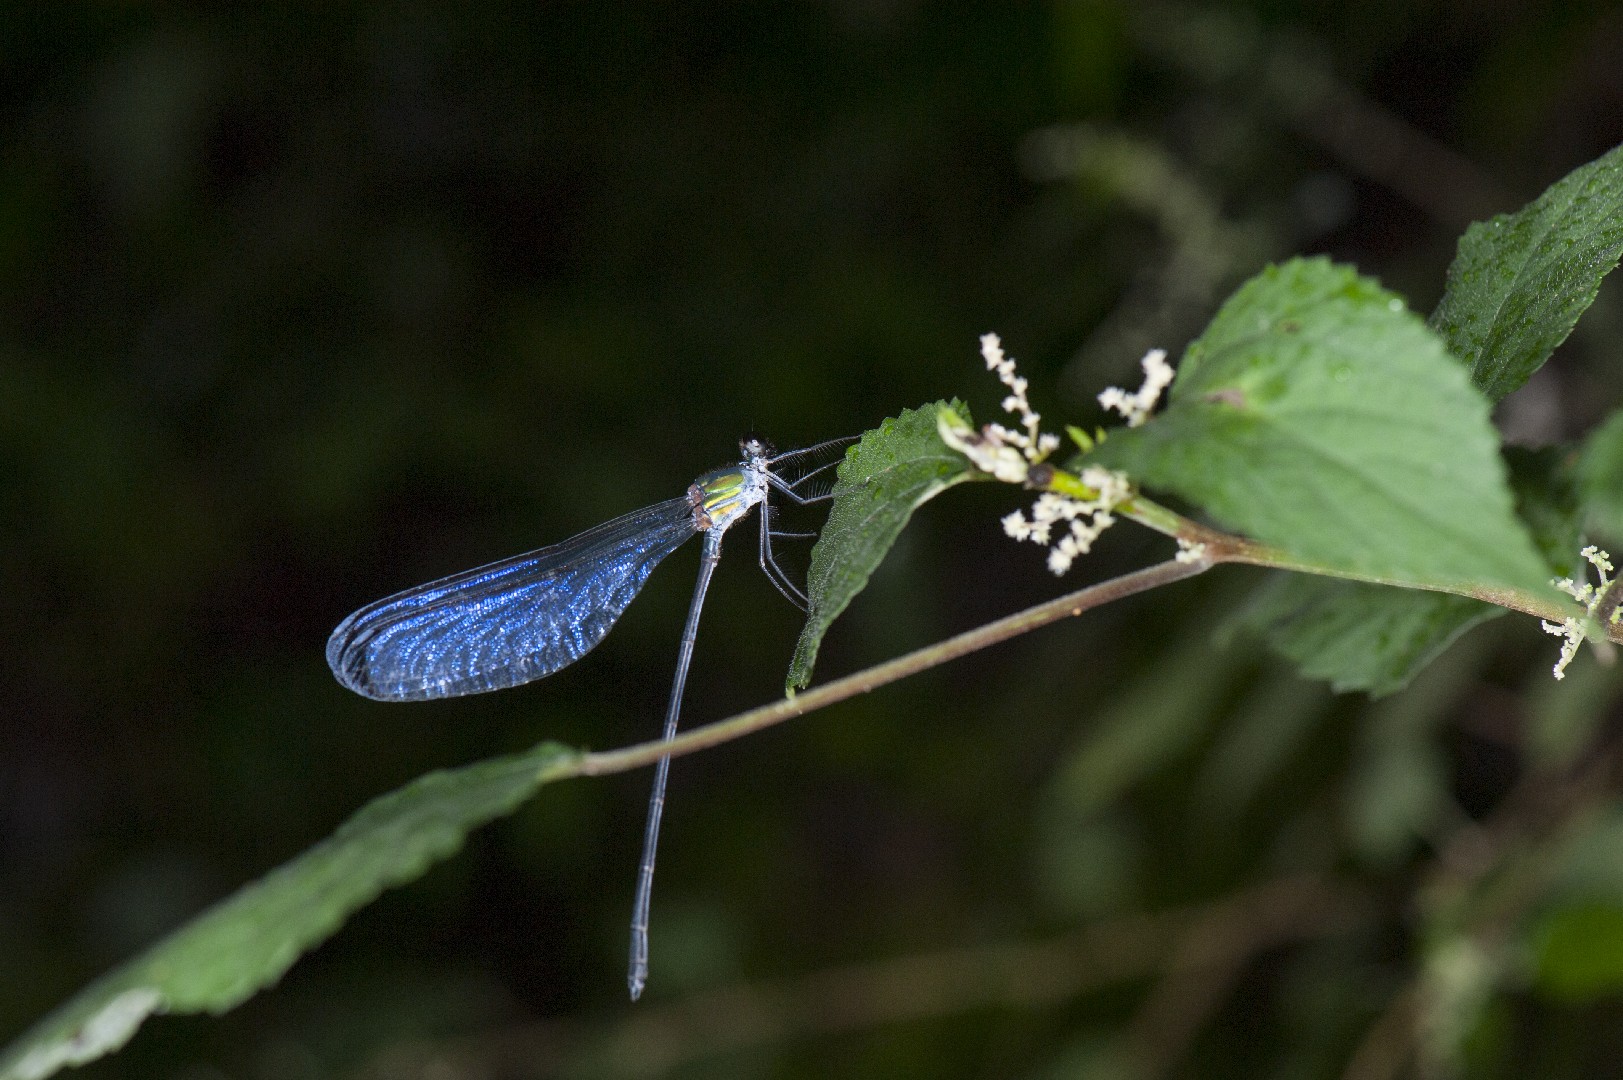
[754,436,857,610]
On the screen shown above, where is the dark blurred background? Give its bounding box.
[3,3,1623,1078]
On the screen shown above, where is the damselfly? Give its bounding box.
[327,435,851,998]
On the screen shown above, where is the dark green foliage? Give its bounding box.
[1230,578,1499,697]
[0,743,577,1079]
[1207,134,1623,697]
[1086,258,1551,594]
[788,401,975,690]
[1429,143,1623,403]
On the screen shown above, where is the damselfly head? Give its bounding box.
[739,434,776,461]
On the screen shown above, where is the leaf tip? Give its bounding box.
[8,988,164,1080]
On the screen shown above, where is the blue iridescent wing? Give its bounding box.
[327,497,698,701]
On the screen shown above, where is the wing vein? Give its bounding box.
[327,497,699,701]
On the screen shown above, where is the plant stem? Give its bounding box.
[1083,480,1610,640]
[576,555,1213,779]
[1211,531,1608,633]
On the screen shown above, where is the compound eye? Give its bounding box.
[739,434,776,458]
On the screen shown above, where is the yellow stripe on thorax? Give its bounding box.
[689,466,762,531]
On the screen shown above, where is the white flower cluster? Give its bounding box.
[1542,545,1617,680]
[1097,348,1175,428]
[940,333,1170,576]
[1001,468,1131,575]
[979,333,1061,465]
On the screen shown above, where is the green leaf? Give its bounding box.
[1086,257,1552,597]
[1428,141,1623,403]
[1231,576,1500,697]
[1535,904,1623,1003]
[1579,409,1623,544]
[787,401,976,690]
[1228,445,1580,696]
[0,741,579,1080]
